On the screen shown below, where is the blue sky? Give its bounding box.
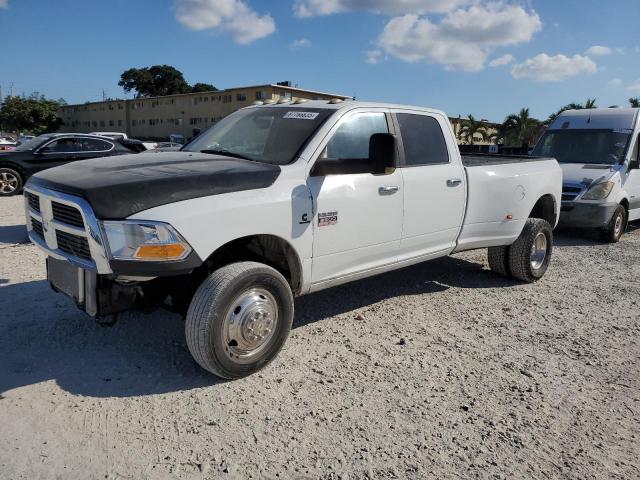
[1,0,639,122]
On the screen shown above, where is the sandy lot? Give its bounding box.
[1,194,639,479]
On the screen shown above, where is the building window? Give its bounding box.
[118,104,124,110]
[92,121,98,128]
[109,120,114,127]
[256,91,268,100]
[108,104,114,110]
[237,93,247,101]
[118,120,122,127]
[132,120,138,126]
[100,120,105,127]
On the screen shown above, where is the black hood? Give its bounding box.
[27,152,281,219]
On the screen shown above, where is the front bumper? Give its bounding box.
[559,201,618,228]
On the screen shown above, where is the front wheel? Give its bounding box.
[600,205,626,244]
[185,262,294,379]
[508,218,553,283]
[0,167,23,196]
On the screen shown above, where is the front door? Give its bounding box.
[393,111,467,259]
[626,133,640,221]
[308,110,404,284]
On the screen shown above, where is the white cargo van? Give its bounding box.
[533,108,640,242]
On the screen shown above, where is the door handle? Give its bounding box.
[447,179,463,187]
[378,186,399,196]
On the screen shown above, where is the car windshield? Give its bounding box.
[14,136,50,152]
[184,107,333,165]
[532,129,632,165]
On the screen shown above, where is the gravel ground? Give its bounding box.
[1,194,639,480]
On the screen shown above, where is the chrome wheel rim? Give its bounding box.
[0,172,19,194]
[222,288,278,364]
[530,232,548,270]
[614,213,624,237]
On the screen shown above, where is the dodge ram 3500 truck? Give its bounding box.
[532,108,640,242]
[24,101,562,379]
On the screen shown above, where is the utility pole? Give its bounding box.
[9,82,14,97]
[102,89,106,101]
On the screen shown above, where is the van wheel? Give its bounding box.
[185,262,294,379]
[487,246,510,277]
[508,218,553,283]
[601,205,626,243]
[0,168,23,196]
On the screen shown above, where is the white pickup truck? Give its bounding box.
[24,101,562,379]
[532,107,640,242]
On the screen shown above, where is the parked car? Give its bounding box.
[0,137,16,151]
[532,108,640,242]
[89,132,128,141]
[24,101,562,379]
[148,142,183,152]
[0,133,134,195]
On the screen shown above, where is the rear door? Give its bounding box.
[74,137,116,160]
[308,110,404,284]
[393,111,466,260]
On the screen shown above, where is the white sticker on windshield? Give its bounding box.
[284,111,320,120]
[613,128,633,133]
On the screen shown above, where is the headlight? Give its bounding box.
[581,181,615,200]
[102,221,192,261]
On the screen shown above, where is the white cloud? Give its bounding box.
[294,0,469,17]
[607,78,623,88]
[0,0,8,9]
[585,45,612,56]
[366,49,383,64]
[290,38,312,50]
[627,80,640,93]
[489,54,514,67]
[377,3,541,71]
[174,0,275,44]
[511,54,597,82]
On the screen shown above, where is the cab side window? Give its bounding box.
[396,113,449,166]
[325,113,388,160]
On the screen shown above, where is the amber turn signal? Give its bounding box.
[135,243,187,260]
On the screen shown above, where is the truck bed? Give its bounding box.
[461,154,553,167]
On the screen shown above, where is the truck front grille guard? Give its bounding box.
[24,184,113,275]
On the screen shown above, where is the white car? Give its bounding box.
[89,132,128,141]
[24,100,562,379]
[533,108,640,242]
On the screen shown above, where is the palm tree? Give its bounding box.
[584,98,597,109]
[630,98,640,108]
[546,98,596,125]
[458,115,489,145]
[502,108,541,148]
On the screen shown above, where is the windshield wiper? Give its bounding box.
[200,149,254,162]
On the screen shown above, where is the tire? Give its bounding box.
[508,218,553,283]
[487,246,510,277]
[185,262,294,379]
[600,205,626,244]
[0,167,23,196]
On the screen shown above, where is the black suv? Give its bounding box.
[0,134,135,196]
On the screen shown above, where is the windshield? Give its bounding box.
[184,107,333,165]
[14,136,50,152]
[532,129,632,165]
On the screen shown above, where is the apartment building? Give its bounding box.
[58,83,352,140]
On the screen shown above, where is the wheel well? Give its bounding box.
[620,198,629,212]
[202,235,303,295]
[529,194,557,226]
[0,162,25,180]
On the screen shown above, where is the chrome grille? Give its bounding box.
[52,201,85,228]
[56,230,91,260]
[26,192,40,212]
[31,218,44,238]
[24,185,112,274]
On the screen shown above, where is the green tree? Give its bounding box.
[191,82,218,93]
[0,94,63,134]
[458,115,489,145]
[118,65,191,97]
[630,97,640,108]
[502,108,541,148]
[547,98,597,124]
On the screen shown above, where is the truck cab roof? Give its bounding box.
[249,99,448,118]
[549,108,639,131]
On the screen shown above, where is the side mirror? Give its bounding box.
[311,133,396,176]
